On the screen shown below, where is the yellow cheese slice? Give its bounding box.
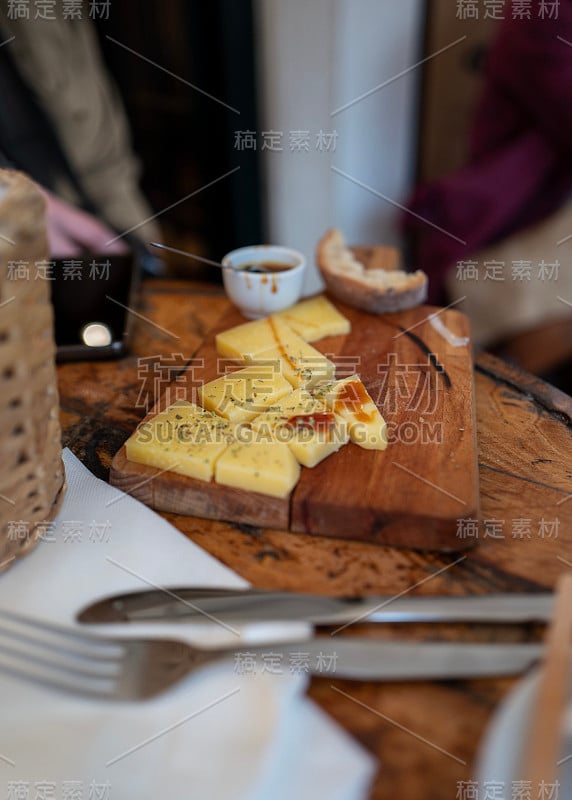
[198,364,292,423]
[215,296,350,360]
[250,388,349,468]
[216,317,272,361]
[255,316,335,388]
[250,388,318,434]
[124,401,233,482]
[314,375,387,451]
[274,295,351,342]
[215,440,300,498]
[215,315,335,389]
[287,413,348,468]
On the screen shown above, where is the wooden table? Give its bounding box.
[57,279,572,800]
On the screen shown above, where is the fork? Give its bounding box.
[0,607,265,701]
[0,608,339,701]
[0,608,545,700]
[0,609,359,702]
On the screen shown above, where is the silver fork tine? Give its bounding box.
[0,608,124,660]
[0,608,127,700]
[0,608,225,702]
[0,630,121,678]
[0,651,119,699]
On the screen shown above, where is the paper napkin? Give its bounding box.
[0,449,376,799]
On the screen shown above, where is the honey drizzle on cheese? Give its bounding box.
[335,380,375,423]
[268,316,298,372]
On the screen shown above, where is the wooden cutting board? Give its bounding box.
[111,268,479,552]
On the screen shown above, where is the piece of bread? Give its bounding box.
[316,228,428,313]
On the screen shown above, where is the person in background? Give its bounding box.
[0,7,163,271]
[404,3,572,344]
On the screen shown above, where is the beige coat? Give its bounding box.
[0,11,160,244]
[446,201,572,346]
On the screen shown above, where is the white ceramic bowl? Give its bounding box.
[221,245,306,319]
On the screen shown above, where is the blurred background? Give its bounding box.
[1,0,570,389]
[92,0,488,273]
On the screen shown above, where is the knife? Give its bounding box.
[258,639,544,680]
[78,587,554,627]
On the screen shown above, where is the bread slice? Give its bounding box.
[316,229,428,313]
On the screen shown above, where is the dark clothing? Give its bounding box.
[0,41,162,273]
[404,4,572,302]
[0,44,101,213]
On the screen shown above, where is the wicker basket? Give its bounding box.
[0,170,66,573]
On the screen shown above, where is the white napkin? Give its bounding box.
[0,449,376,800]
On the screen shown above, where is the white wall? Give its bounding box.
[254,0,423,293]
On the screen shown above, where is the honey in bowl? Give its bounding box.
[222,245,306,318]
[237,261,292,274]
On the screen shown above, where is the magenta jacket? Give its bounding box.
[404,4,572,302]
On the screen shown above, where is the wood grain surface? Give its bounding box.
[57,277,572,800]
[110,271,479,550]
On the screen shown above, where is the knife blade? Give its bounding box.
[245,640,544,681]
[78,587,554,627]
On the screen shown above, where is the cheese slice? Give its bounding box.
[255,316,335,388]
[215,440,300,498]
[250,388,318,434]
[216,317,272,361]
[251,388,349,468]
[314,375,387,451]
[287,412,348,468]
[274,295,351,342]
[198,364,292,423]
[124,401,232,482]
[215,314,335,389]
[216,296,350,361]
